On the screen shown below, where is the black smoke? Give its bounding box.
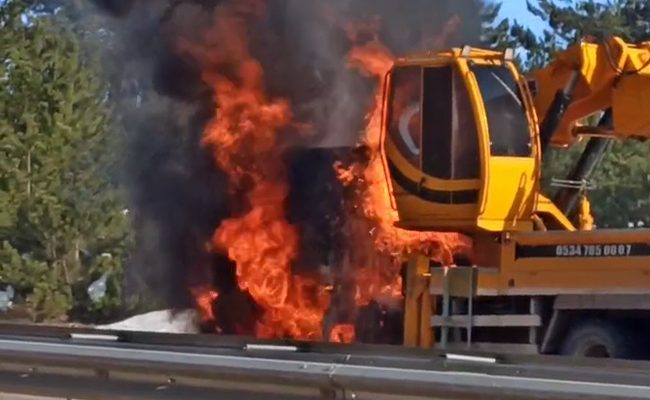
[83,0,485,325]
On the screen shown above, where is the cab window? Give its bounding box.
[470,64,533,157]
[421,65,480,180]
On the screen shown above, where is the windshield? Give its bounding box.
[470,64,533,157]
[387,66,422,169]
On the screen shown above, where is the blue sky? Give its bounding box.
[496,0,609,35]
[497,1,547,34]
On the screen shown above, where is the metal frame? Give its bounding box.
[438,266,477,350]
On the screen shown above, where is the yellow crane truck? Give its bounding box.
[384,36,650,359]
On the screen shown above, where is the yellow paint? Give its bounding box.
[382,37,650,236]
[384,47,541,234]
[578,195,594,231]
[403,254,434,348]
[383,38,650,349]
[533,194,576,231]
[531,36,650,146]
[475,156,536,232]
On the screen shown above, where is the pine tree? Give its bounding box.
[480,1,514,49]
[0,0,133,322]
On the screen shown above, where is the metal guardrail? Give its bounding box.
[0,324,648,399]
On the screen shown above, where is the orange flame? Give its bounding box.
[339,38,472,309]
[178,2,470,342]
[330,324,356,343]
[191,287,219,322]
[178,1,329,340]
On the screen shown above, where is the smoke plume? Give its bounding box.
[83,0,483,331]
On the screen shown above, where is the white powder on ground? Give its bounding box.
[95,309,200,334]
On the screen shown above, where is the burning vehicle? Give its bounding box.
[94,0,477,345]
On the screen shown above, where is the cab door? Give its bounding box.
[466,61,538,232]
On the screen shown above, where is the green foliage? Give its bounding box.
[480,1,518,50]
[506,0,650,69]
[0,0,134,322]
[589,141,650,227]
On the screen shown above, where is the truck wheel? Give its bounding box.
[559,319,635,359]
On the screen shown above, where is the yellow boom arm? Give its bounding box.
[530,36,650,148]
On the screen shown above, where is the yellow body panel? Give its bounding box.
[476,157,536,232]
[532,194,576,231]
[390,181,479,231]
[429,229,650,296]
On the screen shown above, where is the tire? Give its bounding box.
[559,319,637,359]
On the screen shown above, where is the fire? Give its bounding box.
[339,38,471,311]
[177,1,470,343]
[178,1,328,340]
[330,324,356,343]
[191,286,219,323]
[347,32,470,258]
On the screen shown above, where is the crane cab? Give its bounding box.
[381,48,540,233]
